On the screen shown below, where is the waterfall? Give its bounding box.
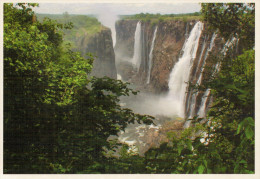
[195,36,207,77]
[197,32,217,85]
[195,35,235,118]
[185,36,206,117]
[168,21,203,118]
[187,91,198,119]
[187,36,207,118]
[208,32,217,51]
[180,22,190,53]
[132,21,142,71]
[196,33,217,83]
[197,89,211,118]
[215,36,237,74]
[117,74,122,80]
[146,26,158,84]
[187,33,217,118]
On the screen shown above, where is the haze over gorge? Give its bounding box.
[38,9,240,154]
[4,3,255,174]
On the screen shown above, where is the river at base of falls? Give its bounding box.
[109,91,186,155]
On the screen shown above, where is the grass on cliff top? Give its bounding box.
[120,12,203,24]
[37,13,104,47]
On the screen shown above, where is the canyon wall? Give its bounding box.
[115,19,226,118]
[76,27,117,79]
[115,20,198,92]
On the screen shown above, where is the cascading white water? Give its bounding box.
[187,36,207,118]
[197,89,211,118]
[181,22,190,52]
[146,26,158,84]
[188,91,198,118]
[168,21,203,118]
[195,36,207,75]
[188,33,217,118]
[117,74,122,80]
[196,35,236,118]
[197,32,217,85]
[208,32,217,51]
[132,21,142,71]
[215,36,237,74]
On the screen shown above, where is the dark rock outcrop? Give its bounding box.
[148,21,196,92]
[115,20,138,61]
[77,27,117,79]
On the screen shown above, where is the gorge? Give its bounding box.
[64,16,241,153]
[110,18,238,153]
[50,15,241,154]
[4,3,255,174]
[115,22,221,112]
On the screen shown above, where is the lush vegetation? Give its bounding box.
[120,12,202,23]
[4,3,153,173]
[201,3,255,51]
[112,3,255,174]
[37,13,104,48]
[4,3,255,174]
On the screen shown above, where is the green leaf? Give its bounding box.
[177,145,183,155]
[246,117,254,126]
[245,127,254,139]
[221,167,227,173]
[207,168,212,174]
[186,140,192,151]
[203,160,207,168]
[239,160,247,164]
[237,123,242,134]
[198,165,205,174]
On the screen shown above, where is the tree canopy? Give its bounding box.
[201,3,255,50]
[4,3,153,173]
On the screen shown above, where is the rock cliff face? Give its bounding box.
[115,20,197,92]
[77,27,117,79]
[113,19,243,153]
[115,19,226,118]
[147,20,196,92]
[185,27,225,118]
[115,20,138,60]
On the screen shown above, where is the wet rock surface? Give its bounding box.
[77,27,117,79]
[117,115,185,155]
[115,20,197,93]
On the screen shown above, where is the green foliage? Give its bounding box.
[144,4,254,174]
[4,3,254,174]
[107,3,255,174]
[4,3,153,174]
[205,49,255,173]
[36,13,103,48]
[201,3,255,50]
[120,12,202,24]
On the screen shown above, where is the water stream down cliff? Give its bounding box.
[111,18,240,154]
[132,21,143,71]
[147,26,158,84]
[70,17,238,154]
[167,21,203,118]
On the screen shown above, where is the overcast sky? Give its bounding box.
[34,3,201,15]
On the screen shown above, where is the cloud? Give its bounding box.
[33,3,201,15]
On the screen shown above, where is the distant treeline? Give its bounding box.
[36,13,103,47]
[120,12,202,22]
